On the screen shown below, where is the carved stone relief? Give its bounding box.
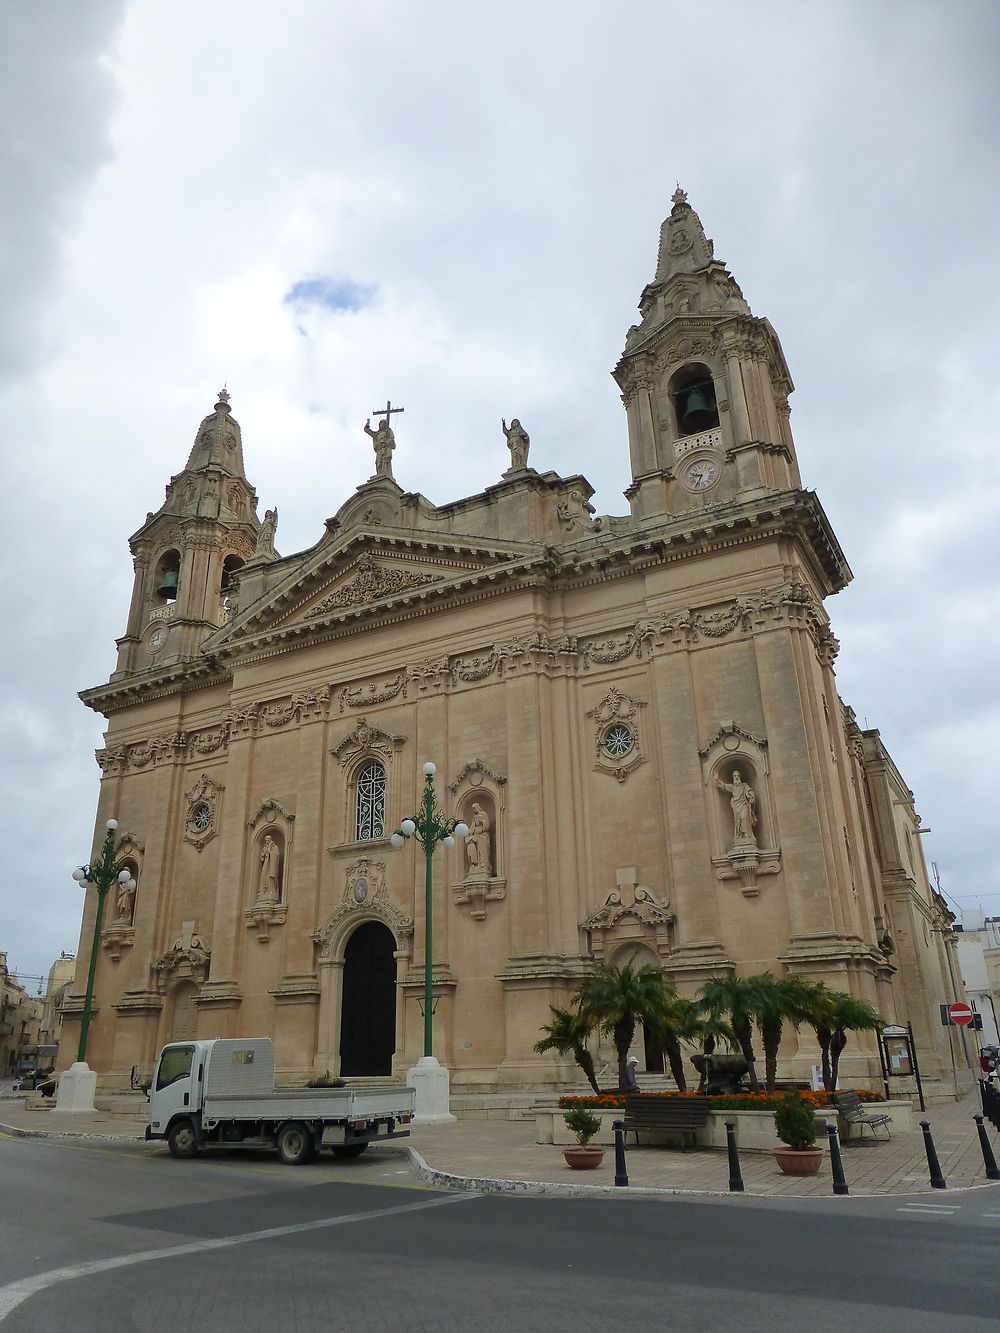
[586,687,647,782]
[307,553,437,618]
[184,774,224,851]
[581,867,675,963]
[154,920,211,987]
[312,857,413,961]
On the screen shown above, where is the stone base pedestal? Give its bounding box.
[406,1056,456,1125]
[55,1062,97,1114]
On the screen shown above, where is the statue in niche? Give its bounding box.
[116,878,136,923]
[715,769,757,843]
[502,418,530,471]
[255,507,278,559]
[364,416,396,477]
[464,803,492,877]
[256,835,282,903]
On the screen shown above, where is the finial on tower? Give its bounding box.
[216,386,231,410]
[671,184,689,213]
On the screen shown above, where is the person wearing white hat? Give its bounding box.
[624,1055,640,1093]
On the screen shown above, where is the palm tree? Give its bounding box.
[576,963,673,1092]
[803,986,884,1090]
[751,972,819,1095]
[645,994,702,1092]
[533,1006,601,1095]
[698,974,772,1091]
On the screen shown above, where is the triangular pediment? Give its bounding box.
[209,535,537,653]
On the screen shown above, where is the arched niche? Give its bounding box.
[700,722,781,897]
[670,362,720,438]
[244,799,294,942]
[449,760,507,921]
[102,833,143,961]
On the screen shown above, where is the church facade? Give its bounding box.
[66,192,966,1094]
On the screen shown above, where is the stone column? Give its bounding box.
[315,958,344,1075]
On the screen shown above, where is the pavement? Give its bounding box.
[2,1088,998,1201]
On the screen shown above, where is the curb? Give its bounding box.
[0,1119,145,1147]
[5,1118,999,1201]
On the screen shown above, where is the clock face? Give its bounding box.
[146,626,167,654]
[682,458,720,492]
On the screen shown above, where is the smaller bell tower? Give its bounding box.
[113,390,261,679]
[614,188,802,522]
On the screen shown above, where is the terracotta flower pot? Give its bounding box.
[563,1147,605,1169]
[773,1146,823,1176]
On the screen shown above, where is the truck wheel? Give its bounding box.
[167,1119,199,1159]
[332,1143,368,1159]
[277,1122,315,1165]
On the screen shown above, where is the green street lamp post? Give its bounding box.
[71,818,136,1064]
[390,762,467,1060]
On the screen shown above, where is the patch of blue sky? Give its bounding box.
[283,275,376,315]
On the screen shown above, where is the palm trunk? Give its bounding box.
[614,1017,636,1091]
[761,1017,782,1095]
[830,1030,848,1091]
[663,1034,687,1092]
[736,1018,759,1091]
[697,1035,716,1094]
[576,1046,601,1096]
[816,1026,833,1090]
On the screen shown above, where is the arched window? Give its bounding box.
[355,760,386,841]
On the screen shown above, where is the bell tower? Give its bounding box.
[614,188,802,522]
[113,390,261,678]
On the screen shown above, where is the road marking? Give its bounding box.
[897,1205,959,1215]
[0,1192,478,1324]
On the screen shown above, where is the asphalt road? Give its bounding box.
[1,1133,998,1332]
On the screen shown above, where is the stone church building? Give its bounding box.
[65,191,965,1094]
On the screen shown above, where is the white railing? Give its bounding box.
[674,427,722,459]
[149,604,177,622]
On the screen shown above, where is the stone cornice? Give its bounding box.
[91,576,842,773]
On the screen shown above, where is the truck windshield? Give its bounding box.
[156,1045,194,1090]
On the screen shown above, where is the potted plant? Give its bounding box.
[562,1106,605,1169]
[772,1091,824,1176]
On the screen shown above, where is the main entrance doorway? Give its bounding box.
[339,921,397,1076]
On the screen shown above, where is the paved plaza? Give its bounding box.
[2,1089,998,1201]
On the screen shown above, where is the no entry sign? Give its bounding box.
[947,1002,974,1026]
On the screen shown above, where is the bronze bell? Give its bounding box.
[680,384,715,433]
[157,568,179,600]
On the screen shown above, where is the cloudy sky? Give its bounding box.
[1,1,998,992]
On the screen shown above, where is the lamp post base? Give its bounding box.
[406,1056,456,1125]
[54,1062,97,1114]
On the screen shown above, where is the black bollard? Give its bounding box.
[612,1119,629,1188]
[725,1120,744,1192]
[974,1115,1000,1181]
[825,1123,849,1196]
[920,1120,947,1189]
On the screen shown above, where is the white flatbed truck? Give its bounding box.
[146,1037,415,1164]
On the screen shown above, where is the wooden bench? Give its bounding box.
[831,1091,892,1142]
[622,1095,710,1151]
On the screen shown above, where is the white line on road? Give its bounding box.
[896,1205,960,1215]
[0,1191,478,1324]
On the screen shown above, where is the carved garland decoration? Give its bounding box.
[98,582,834,772]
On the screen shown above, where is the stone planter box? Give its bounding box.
[534,1099,912,1152]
